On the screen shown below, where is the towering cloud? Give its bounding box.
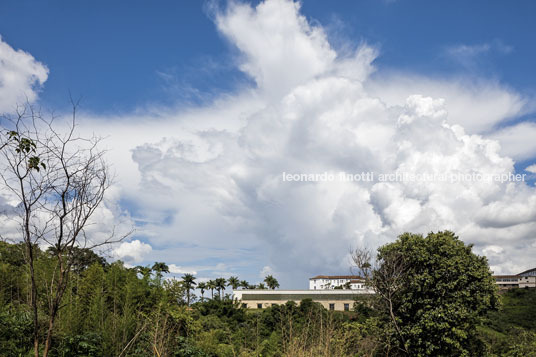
[2,0,528,285]
[92,0,533,285]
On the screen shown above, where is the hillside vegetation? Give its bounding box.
[1,235,535,356]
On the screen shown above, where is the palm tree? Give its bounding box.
[136,266,152,280]
[151,262,170,274]
[151,262,169,286]
[215,277,226,299]
[181,273,196,306]
[227,276,240,290]
[197,282,207,302]
[264,275,280,290]
[240,280,250,289]
[257,283,266,289]
[207,280,216,299]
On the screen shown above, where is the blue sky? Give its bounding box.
[1,0,535,289]
[1,0,535,112]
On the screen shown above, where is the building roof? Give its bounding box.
[309,275,364,280]
[517,267,536,276]
[493,275,519,278]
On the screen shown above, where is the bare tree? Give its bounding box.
[351,247,409,355]
[350,246,373,280]
[0,102,129,356]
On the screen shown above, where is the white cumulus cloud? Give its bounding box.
[489,122,536,161]
[114,240,152,264]
[168,264,197,275]
[0,36,48,113]
[67,0,536,286]
[525,164,536,174]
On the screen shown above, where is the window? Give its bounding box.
[329,303,335,311]
[257,303,262,309]
[344,303,349,311]
[242,303,247,308]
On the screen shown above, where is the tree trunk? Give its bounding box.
[25,235,39,357]
[43,260,69,357]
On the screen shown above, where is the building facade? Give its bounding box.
[309,275,366,290]
[232,289,373,311]
[494,268,536,289]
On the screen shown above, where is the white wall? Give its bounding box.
[309,278,366,290]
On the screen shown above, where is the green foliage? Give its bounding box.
[46,246,107,274]
[215,278,226,299]
[55,332,103,356]
[487,288,536,332]
[181,273,196,306]
[263,275,280,290]
[6,130,46,171]
[0,304,33,356]
[478,288,536,356]
[0,242,28,305]
[0,237,534,356]
[373,231,499,356]
[227,276,240,290]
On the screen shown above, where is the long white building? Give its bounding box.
[309,275,366,290]
[233,289,373,311]
[232,274,374,311]
[494,267,536,289]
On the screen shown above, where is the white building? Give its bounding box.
[233,289,373,311]
[309,275,366,290]
[494,267,536,289]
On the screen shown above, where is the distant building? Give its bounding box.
[494,268,536,289]
[233,289,373,311]
[309,275,366,290]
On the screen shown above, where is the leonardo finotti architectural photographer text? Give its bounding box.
[281,171,527,183]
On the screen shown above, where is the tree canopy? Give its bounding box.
[362,231,499,356]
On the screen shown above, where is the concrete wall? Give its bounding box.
[241,299,357,311]
[519,276,536,288]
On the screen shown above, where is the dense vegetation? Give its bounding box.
[479,288,536,356]
[369,231,499,356]
[1,234,535,356]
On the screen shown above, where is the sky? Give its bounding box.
[1,0,536,289]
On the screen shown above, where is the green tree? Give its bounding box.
[215,278,226,299]
[257,283,266,290]
[181,274,196,306]
[240,280,250,289]
[227,276,240,291]
[136,266,152,280]
[197,282,207,302]
[355,231,499,356]
[46,246,107,274]
[207,280,216,299]
[264,275,280,290]
[151,262,169,286]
